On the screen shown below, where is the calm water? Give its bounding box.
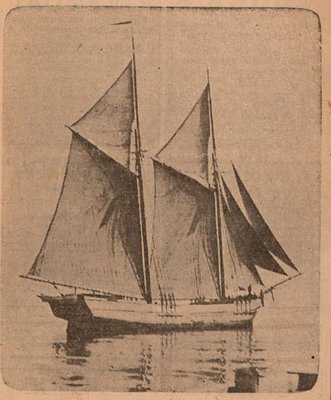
[2,301,319,392]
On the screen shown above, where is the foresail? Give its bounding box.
[70,62,134,168]
[232,164,298,271]
[221,177,287,276]
[156,86,211,186]
[29,133,145,298]
[151,160,220,300]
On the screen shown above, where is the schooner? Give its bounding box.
[20,39,300,335]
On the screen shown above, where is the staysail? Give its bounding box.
[151,86,221,300]
[221,177,287,276]
[232,164,297,271]
[28,62,148,299]
[219,190,264,296]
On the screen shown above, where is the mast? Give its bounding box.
[131,34,152,303]
[207,70,226,300]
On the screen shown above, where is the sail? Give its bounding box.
[151,160,220,300]
[232,164,298,271]
[28,132,145,298]
[156,86,211,186]
[219,190,264,292]
[221,177,287,276]
[220,207,263,296]
[71,62,134,168]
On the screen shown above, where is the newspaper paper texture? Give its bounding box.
[1,2,330,399]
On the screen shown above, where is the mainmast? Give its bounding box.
[131,35,152,303]
[207,70,226,300]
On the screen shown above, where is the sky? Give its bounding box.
[2,7,321,308]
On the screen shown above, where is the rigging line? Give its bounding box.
[153,254,166,302]
[263,271,302,294]
[201,238,220,298]
[52,283,65,298]
[103,229,116,293]
[151,251,164,301]
[207,68,225,299]
[222,216,241,290]
[194,228,201,298]
[160,250,174,298]
[149,173,171,299]
[154,253,167,298]
[19,274,142,298]
[151,242,163,290]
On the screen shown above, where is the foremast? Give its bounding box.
[131,35,152,303]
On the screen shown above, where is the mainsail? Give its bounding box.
[151,86,221,300]
[232,164,297,271]
[28,62,150,299]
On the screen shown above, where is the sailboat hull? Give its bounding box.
[39,294,260,335]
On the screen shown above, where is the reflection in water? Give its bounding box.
[3,305,317,391]
[53,337,91,358]
[228,368,260,392]
[52,325,266,392]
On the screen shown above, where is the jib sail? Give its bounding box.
[232,164,297,271]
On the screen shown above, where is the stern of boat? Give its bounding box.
[38,294,93,322]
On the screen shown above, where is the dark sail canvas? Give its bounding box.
[232,164,298,270]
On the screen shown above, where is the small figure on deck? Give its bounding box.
[171,292,176,310]
[168,293,173,310]
[248,284,252,298]
[163,293,168,310]
[260,289,264,307]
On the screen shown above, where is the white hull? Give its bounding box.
[40,294,261,334]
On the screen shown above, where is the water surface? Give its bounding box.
[1,301,318,392]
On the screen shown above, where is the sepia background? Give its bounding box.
[2,6,321,392]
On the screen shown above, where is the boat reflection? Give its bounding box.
[228,367,260,392]
[53,336,91,366]
[52,326,265,392]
